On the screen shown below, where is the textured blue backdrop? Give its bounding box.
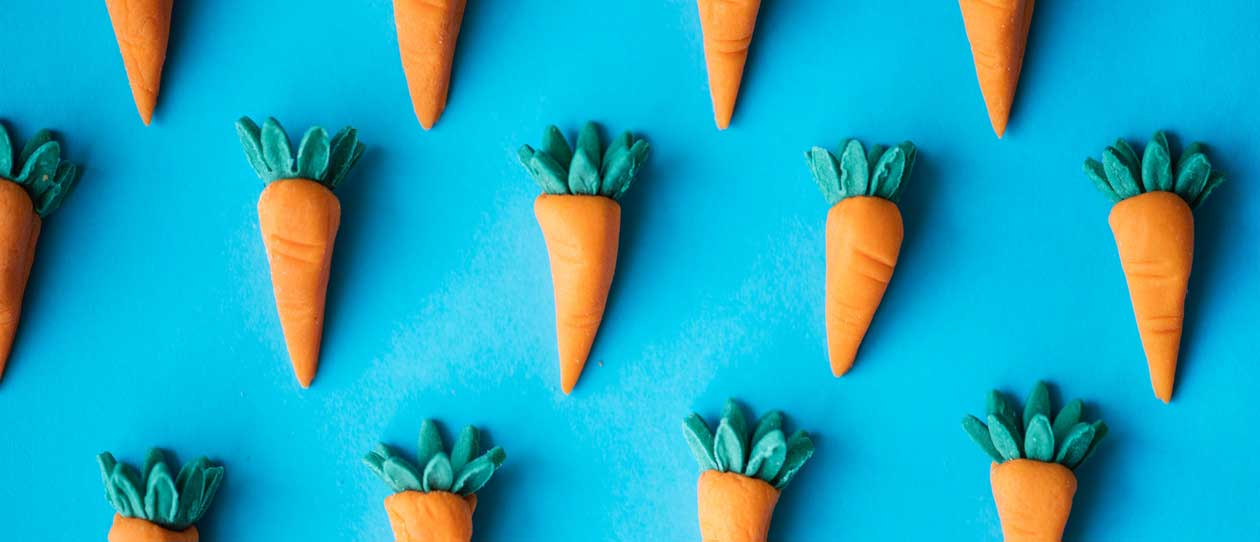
[1,1,1257,540]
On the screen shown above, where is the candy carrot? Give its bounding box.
[105,0,174,125]
[394,0,467,129]
[682,399,815,542]
[696,0,761,129]
[1084,131,1225,403]
[364,420,507,542]
[97,449,224,542]
[805,139,917,376]
[517,122,650,394]
[962,382,1108,542]
[959,0,1035,137]
[235,117,365,388]
[0,123,80,383]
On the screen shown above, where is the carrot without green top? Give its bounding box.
[105,0,174,125]
[394,0,467,129]
[236,117,365,388]
[959,0,1034,137]
[697,0,761,130]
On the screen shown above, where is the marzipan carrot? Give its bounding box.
[805,139,917,376]
[517,122,650,394]
[394,0,467,129]
[697,0,761,129]
[105,0,174,125]
[236,117,365,388]
[682,399,815,542]
[97,449,224,542]
[959,0,1034,137]
[962,382,1108,541]
[365,420,507,542]
[0,123,80,383]
[1084,131,1225,403]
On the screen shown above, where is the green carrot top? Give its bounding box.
[0,123,81,217]
[517,122,650,200]
[235,116,365,189]
[682,399,815,490]
[1084,131,1224,209]
[962,382,1108,470]
[806,139,917,206]
[97,449,225,531]
[364,420,507,497]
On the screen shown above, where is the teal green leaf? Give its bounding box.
[869,146,905,200]
[98,453,118,495]
[1055,422,1096,469]
[889,142,916,203]
[363,450,388,485]
[1142,132,1174,192]
[144,462,179,524]
[417,420,444,468]
[568,146,600,195]
[604,139,648,200]
[18,129,52,166]
[383,456,423,492]
[1102,147,1141,198]
[1080,421,1109,465]
[744,429,786,482]
[1052,400,1083,441]
[196,466,224,518]
[575,122,602,171]
[175,466,205,527]
[986,391,1022,435]
[450,426,480,473]
[1174,152,1210,205]
[296,127,331,180]
[750,411,784,447]
[806,148,842,206]
[1023,382,1051,429]
[527,150,569,195]
[422,453,454,493]
[722,399,749,447]
[682,414,718,471]
[773,430,814,490]
[1084,158,1119,202]
[866,143,886,166]
[260,118,294,177]
[112,463,145,518]
[601,131,632,176]
[235,117,270,180]
[1113,139,1142,182]
[1024,414,1055,462]
[175,457,209,494]
[141,449,165,485]
[325,126,364,190]
[450,447,505,495]
[541,125,573,167]
[987,414,1022,460]
[1192,171,1225,209]
[961,415,1003,463]
[16,141,59,184]
[0,124,11,178]
[712,419,744,473]
[838,139,868,198]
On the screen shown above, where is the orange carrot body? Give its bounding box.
[0,180,40,381]
[959,0,1035,137]
[384,491,477,542]
[697,470,780,542]
[825,196,904,376]
[990,460,1076,542]
[258,179,341,388]
[105,0,173,125]
[697,0,761,130]
[534,194,620,394]
[108,514,198,542]
[1109,191,1193,403]
[394,0,467,129]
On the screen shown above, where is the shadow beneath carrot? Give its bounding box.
[768,429,828,540]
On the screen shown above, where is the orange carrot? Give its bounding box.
[697,470,779,542]
[105,0,174,125]
[990,460,1076,542]
[236,117,364,388]
[959,0,1035,137]
[1084,132,1225,402]
[384,491,477,542]
[697,0,761,130]
[394,0,467,129]
[805,139,917,376]
[108,515,199,542]
[0,125,80,383]
[518,123,649,393]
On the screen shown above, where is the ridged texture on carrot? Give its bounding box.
[990,459,1076,542]
[959,0,1035,137]
[697,471,779,542]
[108,515,198,542]
[385,491,476,542]
[395,0,467,129]
[105,0,173,125]
[697,0,762,129]
[0,182,39,382]
[825,197,903,376]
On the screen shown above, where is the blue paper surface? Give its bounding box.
[1,1,1258,540]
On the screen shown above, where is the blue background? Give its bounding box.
[1,1,1257,540]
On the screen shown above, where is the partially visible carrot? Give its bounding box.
[959,0,1035,138]
[990,459,1076,542]
[394,0,467,129]
[108,515,199,542]
[697,470,779,542]
[236,117,365,388]
[97,449,224,542]
[105,0,174,125]
[697,0,762,130]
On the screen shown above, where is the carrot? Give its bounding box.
[962,382,1108,541]
[394,0,467,129]
[365,420,506,542]
[105,0,174,125]
[0,124,80,383]
[959,0,1035,137]
[235,117,365,388]
[805,139,917,376]
[1084,131,1225,403]
[697,0,762,129]
[97,449,224,542]
[683,400,814,542]
[517,122,650,394]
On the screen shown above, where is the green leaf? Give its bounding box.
[1174,152,1210,204]
[422,453,454,493]
[866,143,886,166]
[1052,400,1083,441]
[869,146,906,200]
[712,419,744,473]
[260,118,294,177]
[141,449,165,486]
[16,141,59,185]
[0,124,12,178]
[37,161,78,216]
[986,391,1022,435]
[144,462,179,524]
[112,463,145,518]
[235,117,271,180]
[603,139,648,200]
[1055,422,1096,469]
[1023,382,1051,429]
[889,142,916,203]
[526,149,570,195]
[1080,421,1109,465]
[174,457,208,494]
[773,430,814,489]
[18,129,52,167]
[601,131,632,177]
[744,429,786,482]
[296,127,331,180]
[417,420,444,469]
[987,414,1022,460]
[383,456,423,492]
[575,122,602,170]
[541,125,573,167]
[806,147,842,205]
[838,139,869,198]
[1113,138,1142,184]
[97,453,118,494]
[1084,158,1119,202]
[363,450,389,485]
[195,466,224,521]
[721,399,749,448]
[1023,414,1055,462]
[1103,146,1141,199]
[568,146,600,195]
[1142,131,1174,192]
[750,411,784,447]
[450,447,505,495]
[1191,171,1225,209]
[450,426,480,473]
[961,415,1003,462]
[682,414,718,471]
[325,126,364,190]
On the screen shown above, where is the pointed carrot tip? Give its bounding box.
[560,371,579,395]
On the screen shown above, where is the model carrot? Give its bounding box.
[962,382,1108,542]
[97,449,224,542]
[0,123,81,383]
[105,0,174,125]
[394,0,466,129]
[235,116,365,388]
[364,420,507,542]
[959,0,1034,137]
[517,122,650,394]
[696,0,761,129]
[805,139,917,377]
[1084,131,1225,403]
[682,399,815,542]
